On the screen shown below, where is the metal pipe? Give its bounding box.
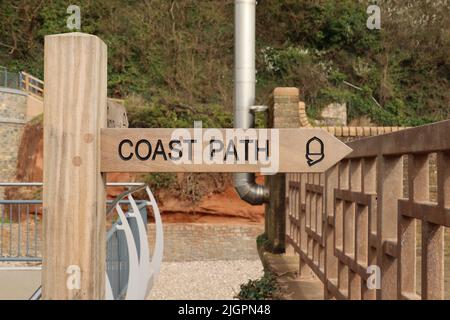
[233,0,269,205]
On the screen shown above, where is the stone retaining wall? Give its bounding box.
[0,88,27,197]
[148,223,264,262]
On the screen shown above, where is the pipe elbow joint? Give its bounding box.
[234,173,269,205]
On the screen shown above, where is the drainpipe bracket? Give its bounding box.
[249,105,268,113]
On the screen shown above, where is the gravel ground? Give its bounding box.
[147,259,264,300]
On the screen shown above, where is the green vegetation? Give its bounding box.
[125,95,232,129]
[235,272,278,300]
[29,113,44,125]
[1,1,449,127]
[143,173,176,190]
[256,233,270,250]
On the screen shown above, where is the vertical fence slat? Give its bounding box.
[421,220,444,299]
[419,151,448,300]
[318,173,324,271]
[349,159,363,299]
[376,155,403,299]
[337,160,350,297]
[299,174,310,276]
[398,154,427,298]
[324,165,338,299]
[363,157,377,300]
[437,151,450,210]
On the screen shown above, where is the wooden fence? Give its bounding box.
[286,120,450,300]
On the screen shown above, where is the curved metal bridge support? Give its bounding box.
[105,185,164,300]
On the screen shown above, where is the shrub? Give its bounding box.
[235,272,278,300]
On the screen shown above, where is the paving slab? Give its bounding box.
[0,267,41,300]
[261,252,324,300]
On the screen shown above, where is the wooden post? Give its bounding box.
[42,33,107,299]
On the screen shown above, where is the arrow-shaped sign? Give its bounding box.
[101,128,352,173]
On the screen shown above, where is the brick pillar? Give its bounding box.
[265,87,300,253]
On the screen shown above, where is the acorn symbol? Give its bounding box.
[306,136,325,167]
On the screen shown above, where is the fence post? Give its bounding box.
[266,87,300,253]
[42,33,107,299]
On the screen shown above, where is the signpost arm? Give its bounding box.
[42,33,107,299]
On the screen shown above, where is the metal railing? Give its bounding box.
[0,200,42,261]
[9,182,163,300]
[0,67,21,90]
[27,198,148,301]
[0,182,145,262]
[0,67,44,98]
[286,120,450,300]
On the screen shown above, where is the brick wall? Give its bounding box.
[268,87,300,128]
[148,223,264,262]
[265,87,301,253]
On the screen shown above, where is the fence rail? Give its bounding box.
[286,120,450,300]
[0,68,44,98]
[20,72,44,99]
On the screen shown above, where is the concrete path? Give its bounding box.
[0,260,264,300]
[0,267,41,300]
[262,253,324,300]
[147,260,264,300]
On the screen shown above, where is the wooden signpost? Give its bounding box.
[43,33,107,300]
[101,128,352,173]
[42,32,352,300]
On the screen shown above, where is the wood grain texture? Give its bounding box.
[100,128,352,173]
[42,33,107,299]
[376,156,403,299]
